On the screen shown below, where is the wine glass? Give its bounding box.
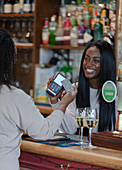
[76,108,86,144]
[83,108,99,148]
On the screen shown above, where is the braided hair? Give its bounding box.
[0,28,16,88]
[76,40,117,132]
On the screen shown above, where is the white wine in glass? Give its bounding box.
[83,108,99,148]
[76,108,86,144]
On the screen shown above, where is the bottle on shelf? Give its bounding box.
[26,19,34,43]
[23,0,31,13]
[93,15,103,41]
[70,18,78,47]
[20,19,30,43]
[91,9,97,37]
[78,19,85,46]
[0,0,4,13]
[31,0,35,13]
[13,19,21,43]
[101,2,109,21]
[4,0,12,14]
[13,0,20,13]
[63,17,71,45]
[42,18,49,45]
[56,15,64,45]
[49,15,57,45]
[20,0,24,14]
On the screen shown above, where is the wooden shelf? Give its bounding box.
[0,13,34,17]
[16,43,34,49]
[40,45,86,50]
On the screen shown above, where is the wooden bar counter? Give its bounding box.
[20,138,122,170]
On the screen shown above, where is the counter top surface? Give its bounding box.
[21,138,122,170]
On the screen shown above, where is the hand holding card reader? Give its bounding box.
[46,73,66,97]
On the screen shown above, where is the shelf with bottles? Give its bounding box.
[41,0,116,48]
[0,17,34,44]
[40,44,86,50]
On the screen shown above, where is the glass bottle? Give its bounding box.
[42,18,49,45]
[23,0,31,13]
[63,17,71,45]
[93,15,103,41]
[56,15,64,45]
[78,19,85,46]
[70,18,78,47]
[31,0,35,13]
[0,0,4,13]
[49,15,57,45]
[4,0,12,14]
[20,19,29,43]
[13,0,20,13]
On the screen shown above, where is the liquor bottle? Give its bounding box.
[56,15,64,45]
[23,0,31,13]
[20,0,24,14]
[91,9,97,37]
[93,15,103,41]
[0,0,4,13]
[42,18,49,45]
[25,19,33,43]
[63,17,71,45]
[49,15,57,45]
[13,0,20,13]
[4,0,12,13]
[115,62,122,131]
[59,0,67,25]
[78,19,85,46]
[31,0,35,13]
[101,2,109,20]
[20,19,29,43]
[70,18,78,47]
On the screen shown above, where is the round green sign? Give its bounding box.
[102,81,117,103]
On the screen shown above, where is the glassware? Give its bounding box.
[76,108,86,144]
[83,107,99,148]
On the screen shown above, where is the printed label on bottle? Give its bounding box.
[23,4,31,12]
[42,32,49,44]
[56,37,63,41]
[63,36,70,41]
[4,4,12,13]
[119,114,122,131]
[13,4,20,13]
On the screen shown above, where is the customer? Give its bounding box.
[0,28,77,170]
[48,40,117,134]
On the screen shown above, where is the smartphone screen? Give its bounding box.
[46,73,66,96]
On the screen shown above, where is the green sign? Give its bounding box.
[102,81,117,103]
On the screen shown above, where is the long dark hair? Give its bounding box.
[0,28,16,88]
[76,40,117,131]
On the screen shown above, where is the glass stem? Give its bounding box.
[89,128,92,146]
[81,127,83,142]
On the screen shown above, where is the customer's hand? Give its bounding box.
[47,76,63,104]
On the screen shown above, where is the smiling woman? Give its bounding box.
[76,40,117,134]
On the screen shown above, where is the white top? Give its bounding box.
[52,88,118,134]
[0,85,64,170]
